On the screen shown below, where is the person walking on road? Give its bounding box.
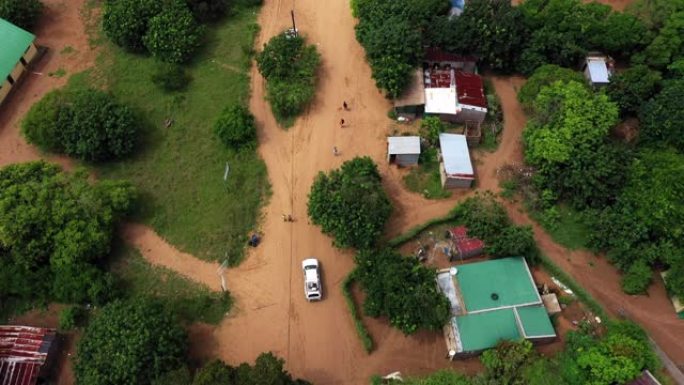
[339,118,345,128]
[333,146,339,156]
[343,101,349,110]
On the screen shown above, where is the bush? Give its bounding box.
[151,62,191,92]
[213,104,257,148]
[59,305,86,330]
[355,248,450,334]
[606,65,661,116]
[102,0,162,52]
[185,0,229,22]
[0,162,135,306]
[517,65,586,110]
[341,272,373,353]
[144,4,204,64]
[639,79,684,151]
[420,116,446,146]
[307,157,392,249]
[0,0,43,31]
[256,34,320,121]
[75,299,187,385]
[621,260,653,295]
[22,88,139,162]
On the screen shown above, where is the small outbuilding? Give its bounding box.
[0,18,39,107]
[439,133,474,188]
[582,54,613,86]
[0,325,58,385]
[387,136,421,166]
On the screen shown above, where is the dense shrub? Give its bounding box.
[452,194,541,263]
[607,65,661,116]
[151,62,191,91]
[256,34,320,121]
[621,260,653,294]
[75,299,187,385]
[102,0,162,52]
[308,157,392,249]
[0,162,135,306]
[213,104,257,148]
[58,305,86,330]
[517,65,586,110]
[23,88,139,162]
[185,0,229,22]
[144,4,204,64]
[355,248,450,334]
[419,116,446,146]
[639,79,684,151]
[0,0,43,31]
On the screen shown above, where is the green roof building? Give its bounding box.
[0,18,38,105]
[437,257,557,357]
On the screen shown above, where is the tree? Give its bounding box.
[144,4,204,64]
[480,340,535,385]
[635,11,684,69]
[214,104,257,148]
[0,162,135,305]
[256,34,320,120]
[621,259,653,294]
[191,353,311,385]
[517,65,586,110]
[438,0,528,72]
[23,88,139,162]
[606,65,661,116]
[75,299,187,385]
[591,12,650,58]
[627,0,684,31]
[102,0,162,52]
[355,249,450,334]
[419,116,446,145]
[0,0,42,30]
[307,157,392,249]
[185,0,229,22]
[639,79,684,151]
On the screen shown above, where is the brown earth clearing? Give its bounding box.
[4,0,684,384]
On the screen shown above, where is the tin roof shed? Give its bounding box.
[439,133,473,177]
[388,136,420,155]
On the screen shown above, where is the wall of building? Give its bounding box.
[395,153,419,166]
[455,108,486,124]
[1,43,38,106]
[440,163,473,188]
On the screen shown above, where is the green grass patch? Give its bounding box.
[79,7,269,263]
[402,148,451,199]
[531,205,590,250]
[342,271,374,353]
[48,68,67,78]
[111,246,231,324]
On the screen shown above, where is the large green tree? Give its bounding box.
[75,299,187,385]
[307,157,392,249]
[0,0,42,30]
[22,88,139,162]
[517,65,586,110]
[102,0,163,52]
[0,162,135,305]
[606,65,662,116]
[639,79,684,151]
[191,353,311,385]
[143,3,204,64]
[355,248,450,334]
[636,11,684,69]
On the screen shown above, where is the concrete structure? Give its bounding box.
[387,136,421,166]
[424,68,487,124]
[436,257,557,358]
[541,293,562,315]
[438,133,474,188]
[583,54,613,86]
[0,18,38,106]
[0,326,58,385]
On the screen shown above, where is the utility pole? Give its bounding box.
[291,10,298,37]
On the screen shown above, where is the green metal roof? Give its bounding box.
[0,18,35,81]
[456,309,521,352]
[516,305,556,338]
[456,257,541,312]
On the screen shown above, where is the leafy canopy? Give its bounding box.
[307,157,392,249]
[0,162,135,306]
[517,65,586,110]
[22,88,139,162]
[0,0,42,30]
[75,299,187,385]
[639,79,684,151]
[143,3,204,64]
[355,248,450,334]
[213,104,257,149]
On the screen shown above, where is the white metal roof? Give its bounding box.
[439,133,473,176]
[387,136,421,155]
[425,87,457,114]
[587,58,609,83]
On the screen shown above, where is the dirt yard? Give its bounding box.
[4,0,684,384]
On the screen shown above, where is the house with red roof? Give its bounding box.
[0,326,58,385]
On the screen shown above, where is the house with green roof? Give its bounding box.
[0,18,38,105]
[436,257,557,358]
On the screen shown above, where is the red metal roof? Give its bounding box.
[456,238,485,257]
[425,48,477,63]
[455,71,487,108]
[0,326,55,385]
[449,226,468,240]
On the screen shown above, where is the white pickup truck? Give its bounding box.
[302,258,322,302]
